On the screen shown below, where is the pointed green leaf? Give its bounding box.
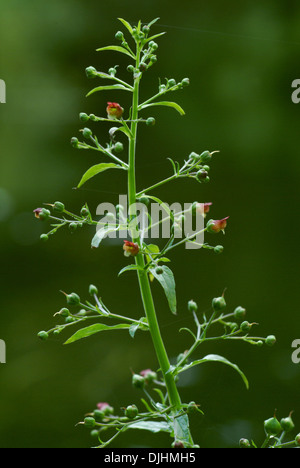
[118,18,134,35]
[77,163,121,188]
[139,101,185,116]
[92,225,117,249]
[86,84,132,97]
[127,420,171,434]
[118,264,145,276]
[129,323,140,338]
[150,265,177,315]
[177,354,249,389]
[147,17,160,28]
[144,32,166,44]
[64,323,131,344]
[96,45,135,60]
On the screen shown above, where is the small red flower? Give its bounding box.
[196,202,212,217]
[207,217,229,234]
[123,240,140,257]
[33,208,43,219]
[106,102,124,120]
[97,402,110,411]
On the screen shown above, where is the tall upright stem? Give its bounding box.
[127,45,187,426]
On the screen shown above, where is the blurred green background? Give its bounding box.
[0,0,300,448]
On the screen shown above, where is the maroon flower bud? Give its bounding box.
[196,202,212,217]
[106,102,124,120]
[140,368,157,384]
[123,240,139,257]
[33,208,50,221]
[206,217,229,234]
[33,208,43,219]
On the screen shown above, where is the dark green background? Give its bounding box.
[0,0,299,448]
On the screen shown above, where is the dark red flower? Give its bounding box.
[106,102,124,120]
[123,240,139,257]
[196,202,212,217]
[207,217,229,234]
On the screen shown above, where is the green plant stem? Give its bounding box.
[127,43,192,445]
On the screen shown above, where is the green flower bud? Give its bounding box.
[93,409,105,421]
[146,117,156,126]
[264,416,282,436]
[89,114,96,121]
[127,65,135,73]
[214,245,224,254]
[280,414,295,433]
[70,137,79,148]
[138,195,150,206]
[265,335,276,347]
[115,31,124,41]
[212,296,226,311]
[142,25,150,34]
[85,66,97,78]
[295,433,300,446]
[188,300,198,313]
[114,142,124,153]
[234,306,246,320]
[125,405,138,419]
[36,208,50,221]
[40,234,49,242]
[37,331,49,341]
[90,429,100,438]
[54,201,65,212]
[239,438,251,448]
[108,67,117,76]
[139,62,147,72]
[89,284,98,296]
[196,169,209,182]
[79,112,89,122]
[168,79,176,87]
[149,41,158,50]
[84,417,96,428]
[181,78,190,87]
[81,206,90,217]
[240,321,251,333]
[69,222,77,232]
[82,127,92,139]
[199,151,212,164]
[66,292,81,306]
[132,374,145,389]
[59,308,70,317]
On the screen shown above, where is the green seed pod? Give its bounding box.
[59,308,70,317]
[199,151,212,164]
[132,374,145,389]
[125,405,138,419]
[280,414,295,432]
[172,440,185,448]
[79,112,89,122]
[214,245,224,254]
[89,114,96,121]
[115,31,124,41]
[139,62,147,72]
[265,335,276,347]
[65,316,75,323]
[84,417,96,428]
[90,429,100,439]
[82,127,92,139]
[189,152,200,161]
[37,331,49,341]
[93,409,105,422]
[54,201,65,212]
[196,169,209,182]
[155,266,164,275]
[264,416,282,436]
[240,321,251,333]
[188,300,198,313]
[127,65,135,73]
[114,142,124,153]
[66,292,81,306]
[81,206,90,217]
[212,296,226,311]
[146,117,155,126]
[138,195,150,206]
[70,137,79,148]
[142,25,150,34]
[40,234,49,242]
[89,284,98,296]
[85,66,97,78]
[108,67,117,76]
[239,438,251,448]
[234,306,246,320]
[149,41,158,50]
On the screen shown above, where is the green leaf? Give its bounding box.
[129,323,140,338]
[144,32,166,44]
[64,323,131,344]
[118,18,134,35]
[86,84,132,97]
[150,265,177,315]
[127,420,171,434]
[173,413,191,445]
[77,163,121,188]
[139,101,185,116]
[91,225,117,249]
[96,45,135,59]
[147,17,160,28]
[118,264,146,276]
[177,354,249,389]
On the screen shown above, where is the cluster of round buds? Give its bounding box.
[123,240,140,257]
